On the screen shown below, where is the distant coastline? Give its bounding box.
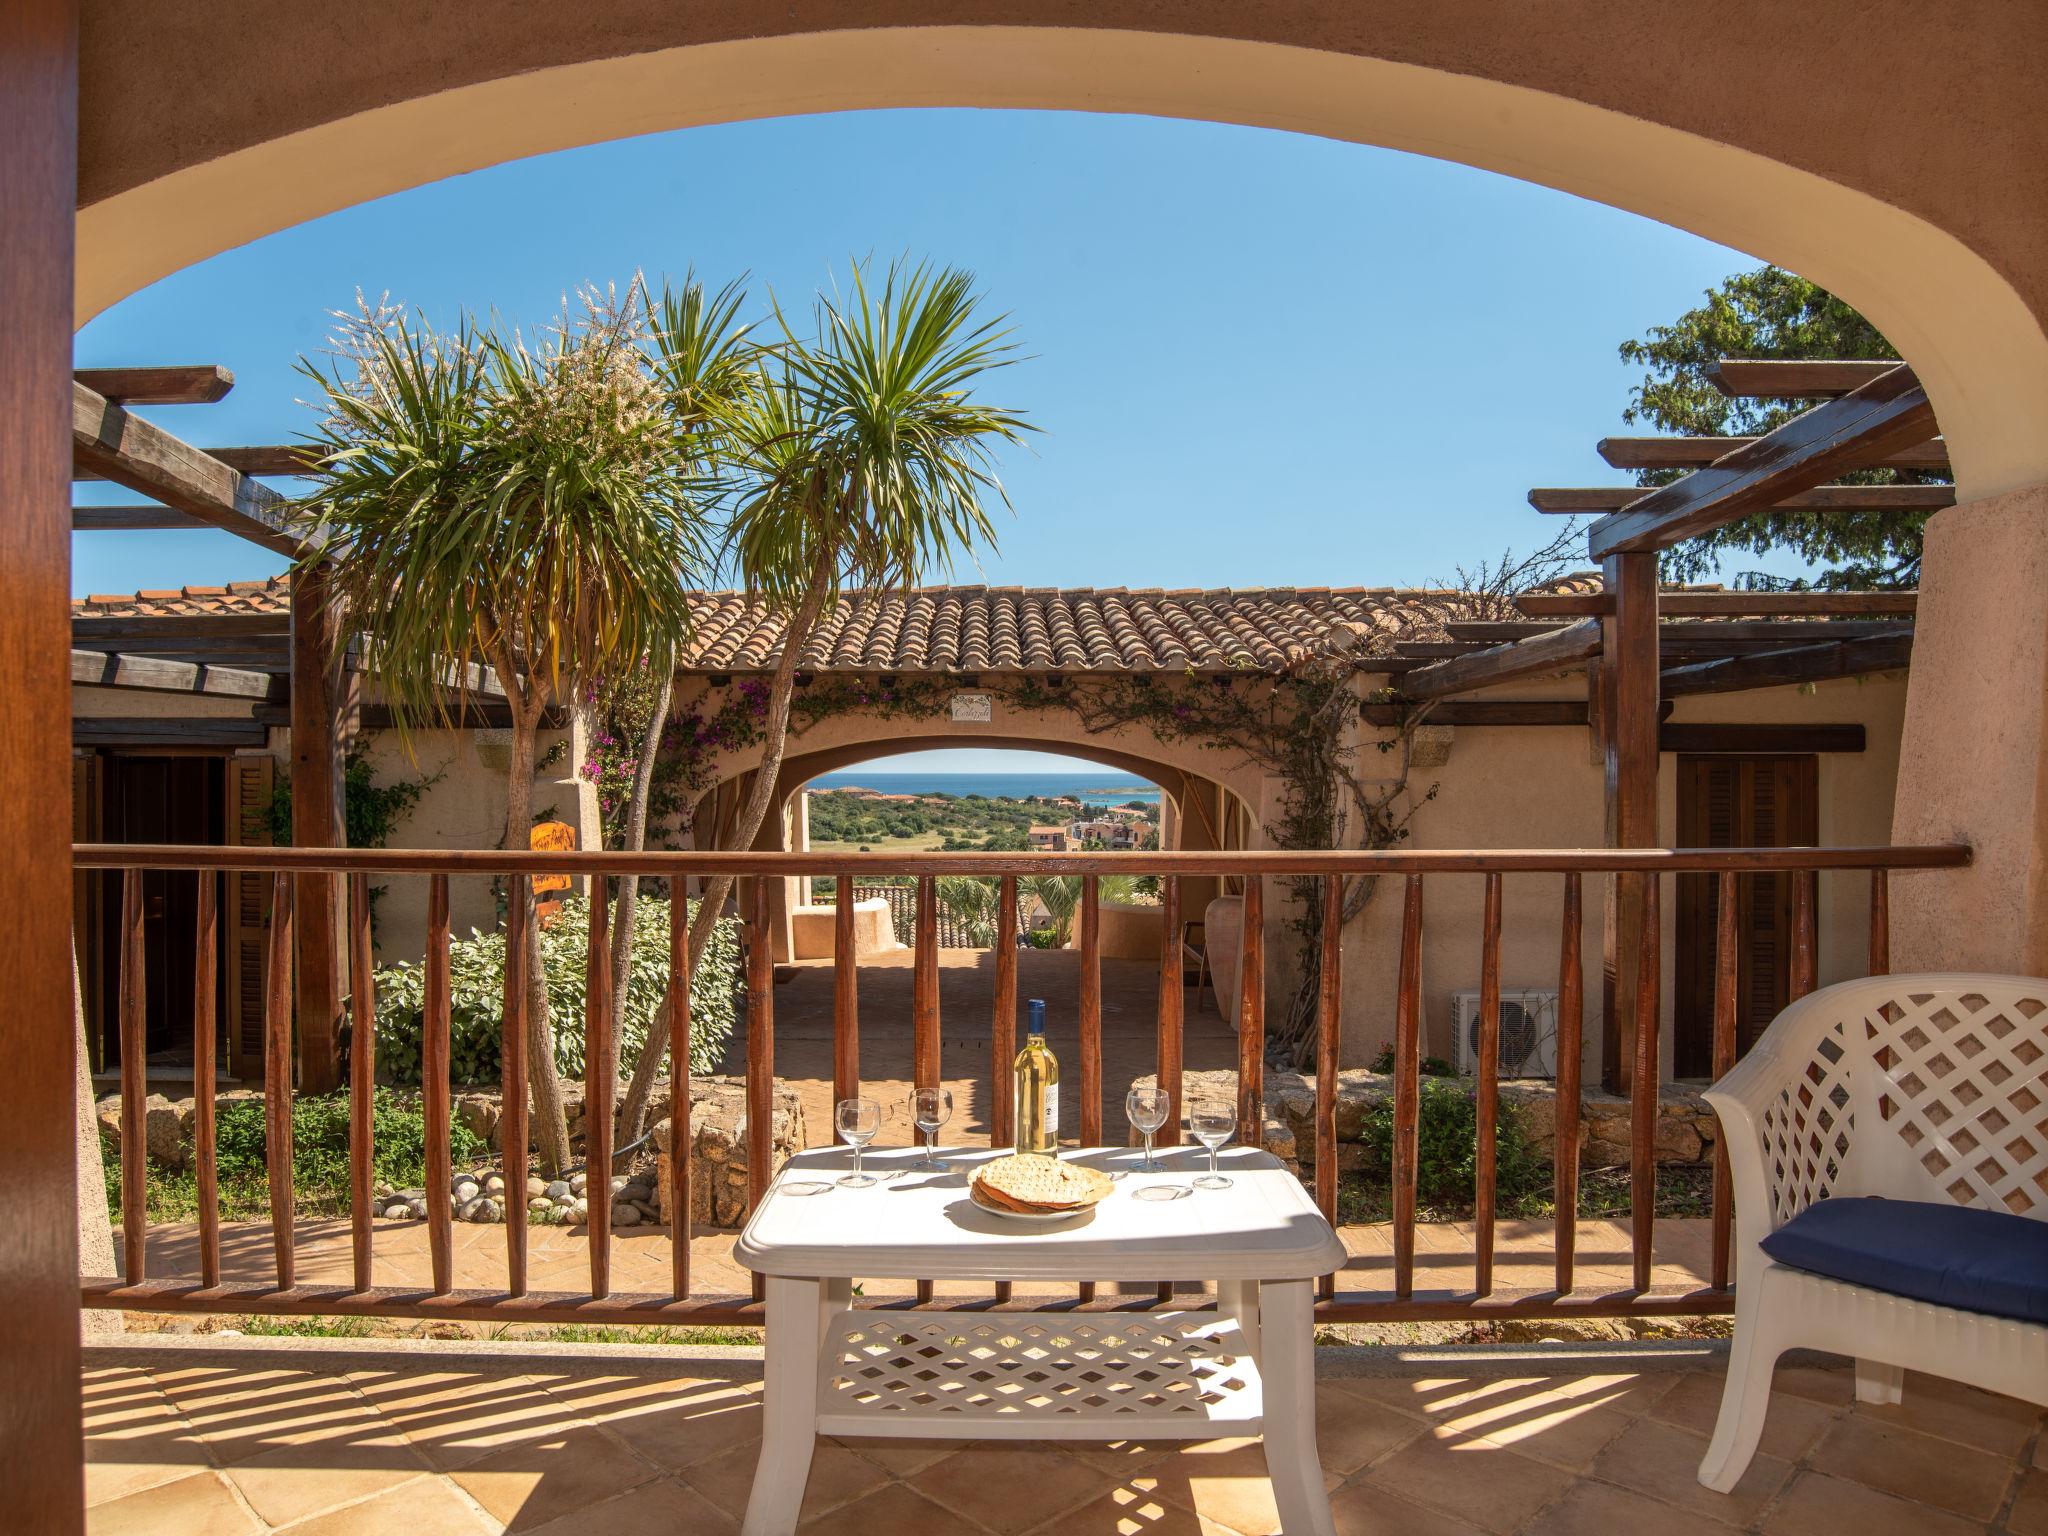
[806,770,1162,807]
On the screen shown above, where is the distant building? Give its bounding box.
[1067,818,1140,849]
[1028,826,1070,851]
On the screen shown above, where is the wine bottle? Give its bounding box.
[1013,998,1061,1156]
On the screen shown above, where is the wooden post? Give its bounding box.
[1600,552,1659,1093]
[290,561,348,1093]
[0,6,86,1526]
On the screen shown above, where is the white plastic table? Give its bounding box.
[733,1144,1347,1535]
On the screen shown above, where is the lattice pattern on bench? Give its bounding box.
[824,1313,1254,1422]
[1760,1018,1854,1224]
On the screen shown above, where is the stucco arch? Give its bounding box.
[76,19,2048,498]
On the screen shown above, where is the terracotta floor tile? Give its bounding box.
[269,1476,495,1535]
[1313,1385,1423,1475]
[592,1386,763,1472]
[1358,1431,1572,1535]
[914,1445,1117,1534]
[1456,1401,1634,1472]
[1764,1363,1854,1407]
[1859,1371,2043,1458]
[2007,1467,2048,1536]
[1326,1481,1489,1536]
[1761,1470,1985,1536]
[355,1372,588,1470]
[1055,1436,1183,1477]
[1587,1418,1789,1527]
[84,1469,262,1536]
[450,1423,661,1531]
[1140,1439,1288,1536]
[1807,1414,2015,1520]
[1520,1479,1728,1536]
[222,1432,430,1527]
[832,1436,973,1477]
[1029,1483,1237,1536]
[85,1435,216,1513]
[1647,1371,1840,1462]
[681,1439,889,1522]
[798,1478,983,1536]
[526,1474,737,1536]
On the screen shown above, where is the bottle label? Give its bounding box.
[1042,1085,1059,1136]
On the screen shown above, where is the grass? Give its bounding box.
[1336,1162,1716,1225]
[805,830,949,853]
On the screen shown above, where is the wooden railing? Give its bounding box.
[73,842,1967,1326]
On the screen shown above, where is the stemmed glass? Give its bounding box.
[1126,1086,1170,1172]
[835,1097,880,1188]
[1188,1100,1236,1190]
[911,1087,952,1170]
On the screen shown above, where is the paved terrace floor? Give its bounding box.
[714,949,1240,1149]
[83,1341,2046,1535]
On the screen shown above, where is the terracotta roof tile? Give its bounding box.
[72,575,291,620]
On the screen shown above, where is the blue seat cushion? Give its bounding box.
[1760,1196,2048,1326]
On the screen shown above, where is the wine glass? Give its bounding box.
[911,1087,952,1170]
[835,1097,880,1188]
[1188,1100,1236,1190]
[1126,1086,1170,1172]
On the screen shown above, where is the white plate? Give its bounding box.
[968,1186,1103,1224]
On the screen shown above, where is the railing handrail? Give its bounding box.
[71,842,1972,875]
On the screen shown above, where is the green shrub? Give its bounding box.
[1356,1077,1546,1211]
[370,894,737,1087]
[1366,1043,1458,1079]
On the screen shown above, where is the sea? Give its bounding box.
[806,771,1161,807]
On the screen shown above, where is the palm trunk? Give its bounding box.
[502,681,574,1175]
[615,546,835,1139]
[604,666,673,1033]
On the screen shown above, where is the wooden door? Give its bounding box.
[72,752,102,1071]
[1674,754,1819,1078]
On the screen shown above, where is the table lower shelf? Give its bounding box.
[815,1307,1263,1440]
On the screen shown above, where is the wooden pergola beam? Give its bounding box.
[73,365,234,405]
[1449,618,1910,644]
[1528,484,1955,516]
[73,443,317,480]
[1707,359,1901,399]
[1588,366,1938,560]
[1398,618,1602,701]
[72,505,207,531]
[71,382,307,556]
[71,647,282,700]
[1518,590,1918,619]
[1596,433,1946,474]
[73,612,288,641]
[1659,632,1914,697]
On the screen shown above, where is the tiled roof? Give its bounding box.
[73,577,290,619]
[66,579,1482,674]
[673,586,1459,674]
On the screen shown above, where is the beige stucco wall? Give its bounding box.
[71,685,257,720]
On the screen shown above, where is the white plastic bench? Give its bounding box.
[1699,973,2048,1491]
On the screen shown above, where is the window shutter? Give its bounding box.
[224,756,275,1077]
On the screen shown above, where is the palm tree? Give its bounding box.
[1021,874,1143,947]
[296,283,713,1172]
[616,258,1031,1137]
[934,876,1001,947]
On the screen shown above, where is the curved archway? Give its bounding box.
[77,23,2048,496]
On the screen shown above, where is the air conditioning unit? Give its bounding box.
[1449,988,1561,1078]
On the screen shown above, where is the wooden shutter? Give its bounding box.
[225,755,275,1078]
[71,752,104,1072]
[1674,754,1819,1077]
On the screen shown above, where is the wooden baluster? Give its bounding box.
[346,872,373,1293]
[1155,874,1184,1306]
[746,878,775,1303]
[913,874,939,1305]
[1079,875,1102,1304]
[993,876,1017,1306]
[264,871,295,1288]
[1236,875,1265,1149]
[118,869,147,1287]
[586,877,613,1300]
[833,875,858,1107]
[192,871,220,1289]
[1315,874,1342,1302]
[1474,872,1502,1298]
[669,878,692,1301]
[1553,873,1583,1297]
[423,874,453,1296]
[500,876,529,1298]
[1790,869,1817,999]
[1710,872,1739,1292]
[1868,868,1890,976]
[1393,875,1423,1300]
[1629,874,1661,1292]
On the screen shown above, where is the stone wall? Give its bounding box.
[1133,1068,1721,1179]
[652,1079,807,1229]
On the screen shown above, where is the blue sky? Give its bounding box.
[75,106,1769,609]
